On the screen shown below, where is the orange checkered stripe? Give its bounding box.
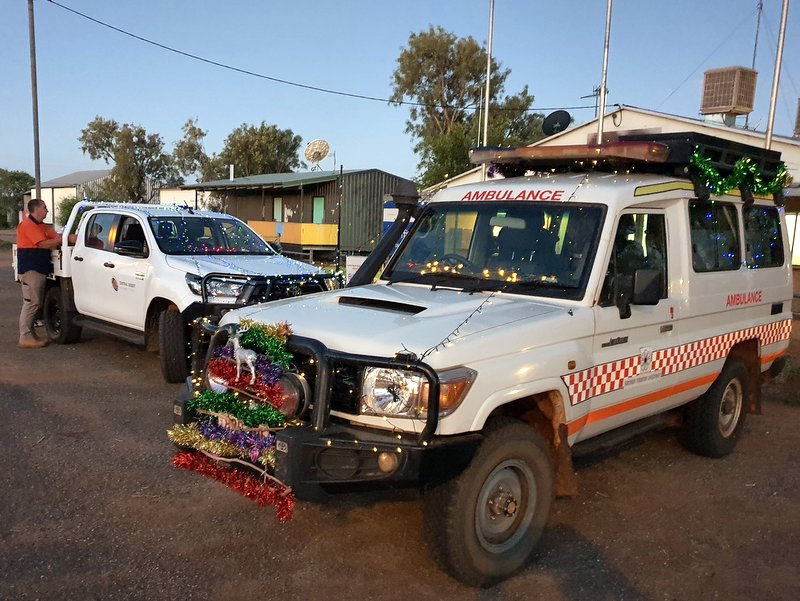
[562,319,792,406]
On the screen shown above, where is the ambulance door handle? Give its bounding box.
[660,324,673,333]
[103,262,115,269]
[73,256,83,262]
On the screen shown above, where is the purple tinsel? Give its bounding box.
[212,344,283,386]
[198,419,276,461]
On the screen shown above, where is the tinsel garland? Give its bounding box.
[207,358,284,405]
[187,390,286,428]
[167,421,277,467]
[691,151,790,197]
[238,328,293,369]
[212,345,284,387]
[172,451,294,522]
[239,319,291,343]
[168,422,243,458]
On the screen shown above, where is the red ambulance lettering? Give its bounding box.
[725,290,763,307]
[461,189,566,201]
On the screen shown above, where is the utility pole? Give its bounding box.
[596,0,613,144]
[482,0,495,182]
[744,1,763,129]
[27,0,42,199]
[765,0,789,150]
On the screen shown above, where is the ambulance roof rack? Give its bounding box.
[469,131,782,181]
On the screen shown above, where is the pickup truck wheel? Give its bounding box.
[678,360,748,458]
[43,287,82,344]
[159,309,189,383]
[424,418,553,586]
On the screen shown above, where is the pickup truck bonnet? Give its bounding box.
[166,254,320,277]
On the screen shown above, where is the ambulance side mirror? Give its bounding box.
[632,269,662,306]
[615,269,661,319]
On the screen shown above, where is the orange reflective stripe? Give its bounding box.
[761,349,786,365]
[567,372,720,436]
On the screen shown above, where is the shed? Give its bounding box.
[28,169,111,226]
[184,169,415,260]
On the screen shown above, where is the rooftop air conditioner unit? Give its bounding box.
[700,67,757,126]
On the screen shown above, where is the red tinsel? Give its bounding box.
[172,451,294,522]
[207,359,283,408]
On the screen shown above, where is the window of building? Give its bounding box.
[785,212,800,267]
[689,201,741,272]
[313,196,325,224]
[744,206,784,268]
[273,197,283,222]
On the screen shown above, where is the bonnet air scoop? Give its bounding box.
[337,296,426,314]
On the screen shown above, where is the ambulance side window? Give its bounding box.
[689,201,740,272]
[744,206,784,268]
[599,213,667,307]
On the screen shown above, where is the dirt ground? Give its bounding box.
[1,246,798,601]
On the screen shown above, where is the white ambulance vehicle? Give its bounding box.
[184,133,793,585]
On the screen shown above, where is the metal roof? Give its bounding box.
[183,170,365,191]
[40,169,112,187]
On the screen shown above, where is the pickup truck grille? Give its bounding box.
[290,351,363,415]
[247,276,328,303]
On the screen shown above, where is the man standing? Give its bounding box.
[16,199,76,348]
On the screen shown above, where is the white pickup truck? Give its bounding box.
[17,201,338,382]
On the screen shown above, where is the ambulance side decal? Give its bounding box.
[562,319,792,406]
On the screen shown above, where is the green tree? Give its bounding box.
[79,116,181,203]
[173,118,213,181]
[217,122,303,177]
[0,168,35,226]
[390,26,545,187]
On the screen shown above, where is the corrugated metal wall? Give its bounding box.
[339,170,409,253]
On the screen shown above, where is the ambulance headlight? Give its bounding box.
[360,366,476,418]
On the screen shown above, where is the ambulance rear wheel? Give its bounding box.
[424,418,553,586]
[679,359,748,458]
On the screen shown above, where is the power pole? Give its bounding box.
[27,0,42,199]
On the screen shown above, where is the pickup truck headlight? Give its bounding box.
[185,273,242,304]
[360,366,476,419]
[323,274,344,291]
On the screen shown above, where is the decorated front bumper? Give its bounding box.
[168,319,480,509]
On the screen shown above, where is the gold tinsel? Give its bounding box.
[167,423,276,468]
[167,423,242,458]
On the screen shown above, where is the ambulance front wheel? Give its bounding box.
[423,418,554,587]
[679,359,748,458]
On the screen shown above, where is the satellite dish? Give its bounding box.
[542,110,572,137]
[304,139,330,170]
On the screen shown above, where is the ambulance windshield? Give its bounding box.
[383,202,604,299]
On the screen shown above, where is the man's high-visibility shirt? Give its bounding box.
[17,215,58,275]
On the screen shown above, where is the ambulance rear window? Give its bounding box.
[744,206,784,268]
[689,201,741,272]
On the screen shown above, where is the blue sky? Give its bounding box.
[1,0,797,182]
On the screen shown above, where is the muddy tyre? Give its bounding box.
[679,360,748,458]
[159,308,188,383]
[42,286,82,344]
[424,418,553,586]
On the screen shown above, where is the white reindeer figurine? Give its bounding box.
[231,330,257,385]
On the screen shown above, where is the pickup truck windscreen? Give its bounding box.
[383,202,604,300]
[148,216,276,255]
